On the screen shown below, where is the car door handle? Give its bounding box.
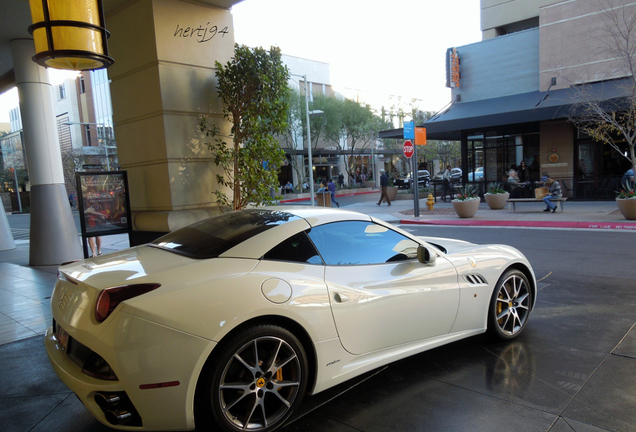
[334,293,350,303]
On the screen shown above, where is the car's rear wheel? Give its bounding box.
[488,269,532,340]
[198,325,308,432]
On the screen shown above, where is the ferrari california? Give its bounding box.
[45,207,536,432]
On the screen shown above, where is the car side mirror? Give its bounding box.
[417,245,437,265]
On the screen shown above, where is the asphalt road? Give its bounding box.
[399,224,636,280]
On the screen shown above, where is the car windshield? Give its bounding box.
[150,209,300,259]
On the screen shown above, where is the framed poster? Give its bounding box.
[76,171,132,239]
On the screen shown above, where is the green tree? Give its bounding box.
[0,168,29,193]
[199,44,290,210]
[312,96,379,181]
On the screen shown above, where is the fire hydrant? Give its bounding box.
[426,193,435,211]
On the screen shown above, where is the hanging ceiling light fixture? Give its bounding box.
[28,0,114,71]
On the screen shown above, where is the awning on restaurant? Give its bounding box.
[379,78,632,141]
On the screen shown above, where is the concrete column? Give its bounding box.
[107,0,235,243]
[0,205,15,251]
[10,38,83,265]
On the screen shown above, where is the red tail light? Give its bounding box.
[95,284,161,323]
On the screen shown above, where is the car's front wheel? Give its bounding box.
[488,269,532,340]
[197,324,308,432]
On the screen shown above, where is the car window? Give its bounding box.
[307,221,420,265]
[263,232,324,264]
[150,209,300,259]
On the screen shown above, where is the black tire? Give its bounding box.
[197,324,308,432]
[488,269,532,340]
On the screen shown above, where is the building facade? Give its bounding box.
[381,0,635,199]
[0,69,117,208]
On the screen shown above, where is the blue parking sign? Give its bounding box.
[403,121,415,139]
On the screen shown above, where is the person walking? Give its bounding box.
[327,178,339,208]
[338,172,344,188]
[542,178,562,213]
[377,169,391,206]
[441,165,452,201]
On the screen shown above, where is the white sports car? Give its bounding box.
[45,207,536,432]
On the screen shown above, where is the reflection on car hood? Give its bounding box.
[417,236,477,254]
[59,245,196,289]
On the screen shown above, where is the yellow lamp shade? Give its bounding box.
[28,0,114,71]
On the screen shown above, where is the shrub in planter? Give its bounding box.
[452,184,480,218]
[616,181,636,220]
[484,182,510,210]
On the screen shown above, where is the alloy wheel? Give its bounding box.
[218,335,303,431]
[494,273,531,337]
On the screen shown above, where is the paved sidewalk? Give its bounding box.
[349,195,636,230]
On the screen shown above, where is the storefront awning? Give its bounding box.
[379,78,632,141]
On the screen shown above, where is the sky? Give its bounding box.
[0,69,77,123]
[231,0,482,114]
[0,0,481,123]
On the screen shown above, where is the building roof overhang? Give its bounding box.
[379,78,633,141]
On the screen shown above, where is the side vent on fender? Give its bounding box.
[464,274,487,285]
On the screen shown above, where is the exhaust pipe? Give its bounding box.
[105,409,133,425]
[95,393,121,408]
[94,391,141,426]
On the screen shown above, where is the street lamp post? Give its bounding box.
[304,80,315,205]
[305,107,325,205]
[291,74,325,206]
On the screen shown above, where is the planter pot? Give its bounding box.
[386,186,398,201]
[484,192,510,210]
[616,198,636,220]
[452,198,480,218]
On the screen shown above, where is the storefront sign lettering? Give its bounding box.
[542,162,568,168]
[174,23,229,43]
[450,48,460,88]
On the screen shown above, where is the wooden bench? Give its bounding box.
[507,197,568,212]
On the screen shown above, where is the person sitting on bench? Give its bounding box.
[543,178,562,213]
[508,164,531,198]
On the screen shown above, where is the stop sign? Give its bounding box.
[403,140,414,158]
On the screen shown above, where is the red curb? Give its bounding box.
[399,219,636,230]
[280,190,380,203]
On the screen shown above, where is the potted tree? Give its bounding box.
[452,184,480,218]
[616,181,636,220]
[484,182,510,210]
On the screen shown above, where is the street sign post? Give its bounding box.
[403,121,415,139]
[415,127,427,145]
[403,140,414,158]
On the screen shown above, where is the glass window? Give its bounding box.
[264,232,323,264]
[150,209,300,259]
[307,221,420,266]
[58,84,66,100]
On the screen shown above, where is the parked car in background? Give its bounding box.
[395,170,430,189]
[410,170,431,188]
[432,168,462,184]
[468,167,484,181]
[451,168,462,183]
